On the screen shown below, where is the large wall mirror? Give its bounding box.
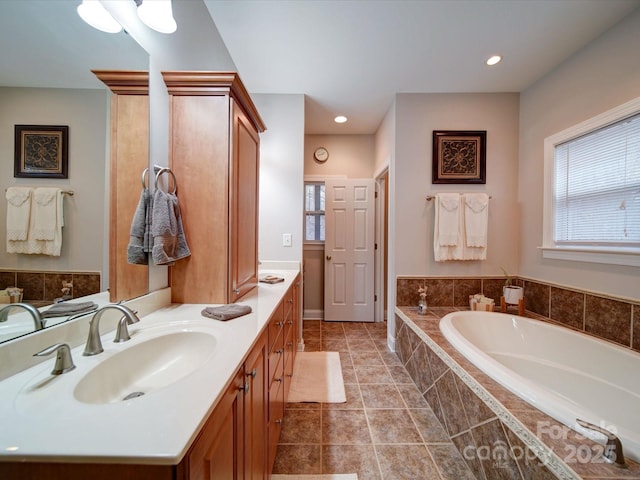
[0,0,149,343]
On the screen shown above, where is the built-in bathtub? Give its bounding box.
[439,311,640,464]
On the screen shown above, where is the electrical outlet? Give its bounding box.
[282,233,292,247]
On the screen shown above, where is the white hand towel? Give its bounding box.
[33,187,60,240]
[434,193,464,261]
[464,193,489,247]
[436,193,460,246]
[7,188,63,256]
[5,187,32,241]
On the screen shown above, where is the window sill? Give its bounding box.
[539,246,640,267]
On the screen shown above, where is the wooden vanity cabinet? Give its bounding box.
[181,331,267,480]
[162,72,266,305]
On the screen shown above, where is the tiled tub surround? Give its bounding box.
[397,276,640,354]
[395,307,640,480]
[0,270,100,306]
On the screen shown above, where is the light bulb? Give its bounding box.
[77,0,122,33]
[137,0,177,34]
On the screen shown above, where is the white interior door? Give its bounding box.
[324,178,375,322]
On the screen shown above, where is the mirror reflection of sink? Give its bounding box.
[73,331,217,404]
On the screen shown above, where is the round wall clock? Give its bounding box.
[313,147,329,163]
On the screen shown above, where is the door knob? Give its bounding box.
[326,255,332,260]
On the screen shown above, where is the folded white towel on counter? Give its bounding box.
[33,187,60,240]
[5,187,32,241]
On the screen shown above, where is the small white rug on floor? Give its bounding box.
[271,475,357,480]
[287,351,346,403]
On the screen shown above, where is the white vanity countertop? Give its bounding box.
[0,269,298,465]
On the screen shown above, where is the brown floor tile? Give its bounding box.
[273,320,477,480]
[272,444,321,474]
[354,365,394,384]
[322,409,372,445]
[376,444,441,480]
[279,409,321,444]
[360,384,403,409]
[350,350,384,365]
[366,408,423,444]
[321,444,381,479]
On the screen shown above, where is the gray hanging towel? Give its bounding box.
[151,188,191,265]
[127,188,150,265]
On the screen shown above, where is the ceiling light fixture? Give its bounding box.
[136,0,177,34]
[334,115,348,124]
[77,0,123,33]
[486,55,502,66]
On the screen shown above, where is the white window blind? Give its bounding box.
[553,112,640,247]
[304,182,325,242]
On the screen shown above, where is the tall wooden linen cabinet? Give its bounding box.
[93,70,150,303]
[162,72,266,304]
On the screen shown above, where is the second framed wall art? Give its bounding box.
[432,130,486,184]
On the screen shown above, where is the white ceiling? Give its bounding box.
[2,1,638,136]
[0,1,147,90]
[204,0,640,134]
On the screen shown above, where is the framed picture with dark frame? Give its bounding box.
[432,130,486,184]
[14,125,69,179]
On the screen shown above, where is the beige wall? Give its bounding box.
[0,87,108,281]
[392,92,521,278]
[303,133,376,318]
[519,9,640,300]
[305,134,375,178]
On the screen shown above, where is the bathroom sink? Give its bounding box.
[74,331,217,404]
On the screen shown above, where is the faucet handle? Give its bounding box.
[34,343,76,375]
[114,315,133,343]
[576,419,627,468]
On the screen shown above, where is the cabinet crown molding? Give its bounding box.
[162,71,266,133]
[92,70,149,95]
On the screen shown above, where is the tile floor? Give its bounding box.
[272,320,476,480]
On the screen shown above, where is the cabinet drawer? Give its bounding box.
[268,303,284,352]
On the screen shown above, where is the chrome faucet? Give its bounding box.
[576,419,627,468]
[113,310,140,343]
[83,304,141,356]
[34,343,75,375]
[0,303,45,331]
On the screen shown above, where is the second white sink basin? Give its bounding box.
[74,331,217,404]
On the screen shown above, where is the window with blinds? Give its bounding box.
[553,112,640,247]
[304,182,325,242]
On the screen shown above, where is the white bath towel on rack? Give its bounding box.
[434,193,463,261]
[7,188,64,256]
[5,187,32,241]
[33,187,60,240]
[464,193,489,247]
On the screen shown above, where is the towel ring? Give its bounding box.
[155,168,178,195]
[141,168,149,189]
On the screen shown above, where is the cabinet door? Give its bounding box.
[244,332,268,480]
[186,369,244,480]
[229,100,260,302]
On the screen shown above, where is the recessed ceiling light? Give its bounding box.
[486,55,502,66]
[334,115,348,124]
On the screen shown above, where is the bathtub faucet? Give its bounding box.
[576,419,627,468]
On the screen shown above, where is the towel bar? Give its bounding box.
[426,194,491,201]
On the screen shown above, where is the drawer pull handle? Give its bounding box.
[239,382,249,394]
[247,368,257,379]
[277,348,284,355]
[276,321,283,328]
[275,377,283,383]
[275,419,282,425]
